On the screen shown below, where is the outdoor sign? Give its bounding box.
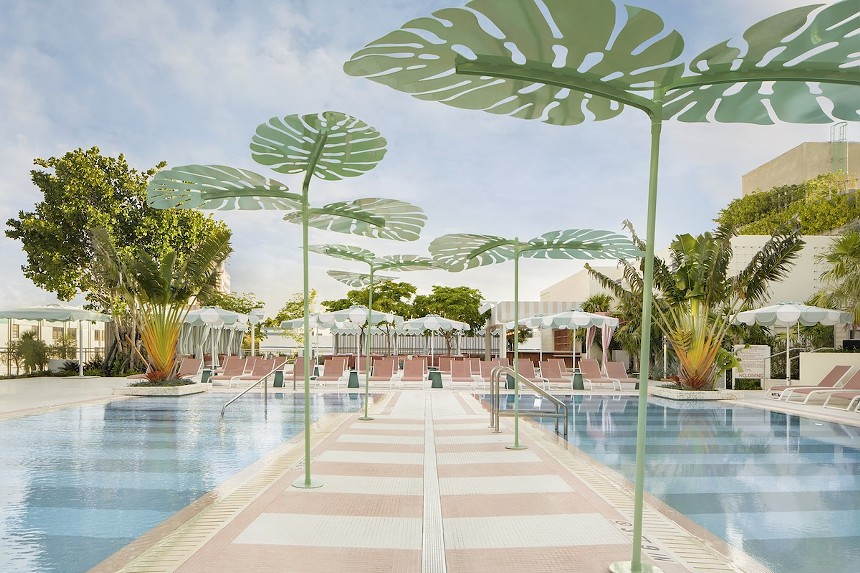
[733,345,770,381]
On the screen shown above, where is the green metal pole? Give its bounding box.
[360,265,374,421]
[294,175,322,489]
[507,239,526,450]
[611,98,664,573]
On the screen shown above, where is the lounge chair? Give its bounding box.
[369,358,397,389]
[579,358,620,391]
[823,386,860,411]
[538,360,571,390]
[242,355,259,375]
[466,357,480,375]
[176,357,203,382]
[510,360,544,389]
[317,357,348,387]
[438,356,454,376]
[766,364,851,400]
[605,361,639,391]
[399,358,427,389]
[785,369,860,404]
[475,359,501,389]
[209,357,246,387]
[233,357,276,387]
[550,358,573,377]
[449,359,475,389]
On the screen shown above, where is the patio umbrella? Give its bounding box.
[185,307,249,368]
[0,304,112,377]
[430,229,640,450]
[519,309,618,368]
[318,305,402,420]
[147,111,426,490]
[734,302,850,383]
[402,314,470,359]
[346,3,857,570]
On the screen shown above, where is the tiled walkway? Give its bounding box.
[115,390,754,573]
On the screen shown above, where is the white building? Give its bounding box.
[0,318,108,375]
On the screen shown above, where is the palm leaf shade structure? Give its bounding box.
[734,302,850,383]
[147,111,426,489]
[429,229,641,450]
[346,3,858,568]
[311,244,436,419]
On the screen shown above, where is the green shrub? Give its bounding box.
[734,378,762,390]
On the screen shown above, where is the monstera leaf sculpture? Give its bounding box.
[429,229,641,449]
[347,4,857,567]
[147,111,426,490]
[310,243,437,419]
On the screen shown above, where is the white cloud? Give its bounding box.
[0,0,850,317]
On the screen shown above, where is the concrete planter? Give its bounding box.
[648,385,743,401]
[114,383,212,397]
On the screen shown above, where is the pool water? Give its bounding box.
[0,392,365,573]
[513,394,860,573]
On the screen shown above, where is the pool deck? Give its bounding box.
[3,378,859,573]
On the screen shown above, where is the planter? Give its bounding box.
[648,385,743,401]
[114,383,212,397]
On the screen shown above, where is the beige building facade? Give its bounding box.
[741,141,859,196]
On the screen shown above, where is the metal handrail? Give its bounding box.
[220,367,277,416]
[488,365,568,439]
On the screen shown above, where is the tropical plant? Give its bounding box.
[49,334,77,360]
[413,285,489,355]
[812,230,860,338]
[589,221,803,390]
[92,226,232,381]
[204,290,265,349]
[267,290,318,345]
[5,147,231,374]
[2,340,24,376]
[18,331,49,374]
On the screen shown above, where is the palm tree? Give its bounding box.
[588,220,803,390]
[813,230,860,338]
[93,227,232,380]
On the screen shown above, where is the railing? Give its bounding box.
[220,368,279,416]
[488,365,568,439]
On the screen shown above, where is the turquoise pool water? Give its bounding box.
[0,392,364,573]
[515,394,860,573]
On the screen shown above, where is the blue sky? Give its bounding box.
[0,0,848,316]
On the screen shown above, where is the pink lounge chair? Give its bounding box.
[369,358,397,388]
[539,360,571,390]
[176,357,203,381]
[510,360,544,389]
[210,357,246,386]
[438,356,454,375]
[233,358,276,387]
[399,358,426,388]
[785,369,860,404]
[579,358,620,391]
[823,387,860,411]
[316,356,348,387]
[449,359,475,389]
[604,361,639,391]
[767,364,851,400]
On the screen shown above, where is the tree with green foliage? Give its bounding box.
[92,227,232,381]
[812,230,860,338]
[589,221,803,390]
[6,147,232,374]
[18,331,49,374]
[716,173,859,235]
[267,290,318,345]
[204,290,265,348]
[413,285,488,354]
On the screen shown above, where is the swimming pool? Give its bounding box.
[0,392,365,573]
[515,394,860,573]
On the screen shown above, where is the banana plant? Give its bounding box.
[346,3,857,568]
[310,244,436,419]
[429,229,641,449]
[147,111,426,489]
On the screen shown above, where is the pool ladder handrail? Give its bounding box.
[488,365,568,439]
[220,366,278,416]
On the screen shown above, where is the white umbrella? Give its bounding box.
[734,302,850,383]
[184,307,249,368]
[402,314,469,359]
[0,304,112,377]
[538,309,618,369]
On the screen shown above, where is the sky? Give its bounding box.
[0,0,850,318]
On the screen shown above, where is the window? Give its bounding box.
[553,329,571,352]
[11,324,19,339]
[52,327,64,342]
[94,329,103,342]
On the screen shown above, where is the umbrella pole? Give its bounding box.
[78,320,84,377]
[786,324,791,384]
[507,239,526,450]
[360,268,375,421]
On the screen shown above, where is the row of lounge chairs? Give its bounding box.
[209,355,286,388]
[766,364,860,411]
[294,354,639,392]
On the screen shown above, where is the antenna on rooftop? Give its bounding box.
[830,121,848,191]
